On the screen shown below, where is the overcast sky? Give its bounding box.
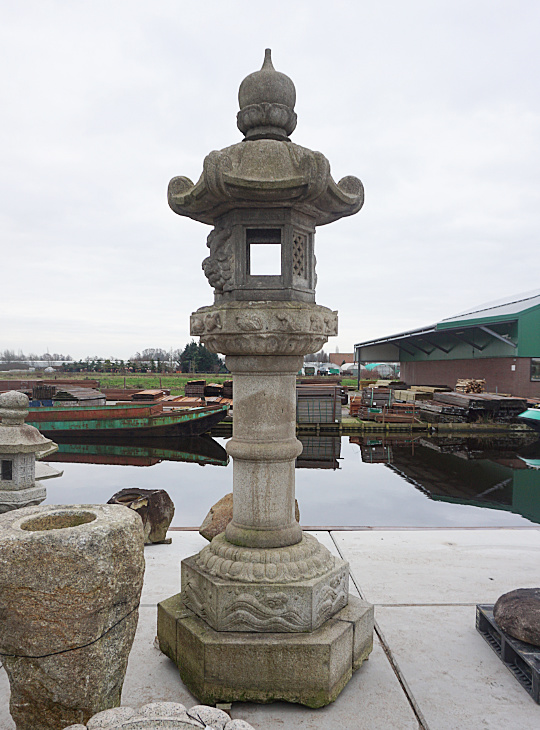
[1,0,539,360]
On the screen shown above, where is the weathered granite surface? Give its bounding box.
[158,49,372,707]
[62,701,255,729]
[494,587,540,646]
[0,504,145,730]
[182,532,348,633]
[0,391,54,512]
[158,594,374,708]
[108,488,175,544]
[199,492,300,541]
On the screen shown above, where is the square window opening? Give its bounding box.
[247,229,282,276]
[1,460,13,481]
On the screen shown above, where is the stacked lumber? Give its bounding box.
[409,385,452,393]
[185,380,206,397]
[162,396,205,408]
[361,387,392,408]
[205,383,224,397]
[32,384,56,400]
[131,389,169,401]
[296,385,342,424]
[456,378,486,393]
[393,389,433,403]
[423,391,528,422]
[299,376,342,384]
[417,400,468,423]
[222,380,233,399]
[349,396,363,417]
[101,388,141,401]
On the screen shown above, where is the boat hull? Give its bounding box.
[27,404,229,438]
[517,408,540,433]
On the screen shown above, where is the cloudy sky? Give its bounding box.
[1,0,539,360]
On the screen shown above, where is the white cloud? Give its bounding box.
[1,0,539,358]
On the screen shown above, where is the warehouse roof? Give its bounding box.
[355,289,540,349]
[438,289,540,327]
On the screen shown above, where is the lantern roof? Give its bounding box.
[168,50,364,227]
[0,392,54,454]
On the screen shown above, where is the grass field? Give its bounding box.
[1,371,358,394]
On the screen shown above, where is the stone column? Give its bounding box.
[225,354,303,548]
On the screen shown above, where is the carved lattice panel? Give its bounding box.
[292,232,306,278]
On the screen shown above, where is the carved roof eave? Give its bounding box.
[168,140,364,227]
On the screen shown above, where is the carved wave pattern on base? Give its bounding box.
[221,592,305,631]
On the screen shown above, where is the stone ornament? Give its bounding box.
[0,504,145,730]
[168,138,363,228]
[193,531,337,583]
[108,488,175,545]
[202,226,234,293]
[237,48,297,140]
[191,301,338,356]
[159,48,373,706]
[0,391,55,513]
[62,701,255,729]
[158,595,374,708]
[181,533,349,633]
[182,553,348,633]
[494,587,540,647]
[199,492,300,542]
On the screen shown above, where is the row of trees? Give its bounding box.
[1,344,225,374]
[304,350,330,363]
[0,349,73,362]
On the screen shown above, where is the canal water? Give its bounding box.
[41,432,540,528]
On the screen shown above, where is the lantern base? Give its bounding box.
[157,593,373,708]
[0,486,46,513]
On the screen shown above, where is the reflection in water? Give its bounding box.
[352,433,540,524]
[296,436,341,470]
[46,434,228,467]
[25,430,540,528]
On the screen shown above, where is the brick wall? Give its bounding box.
[400,357,540,398]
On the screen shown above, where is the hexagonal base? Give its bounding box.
[181,552,349,632]
[157,593,374,708]
[0,486,46,513]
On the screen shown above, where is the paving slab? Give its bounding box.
[333,529,540,605]
[375,605,540,730]
[122,606,200,708]
[232,635,420,729]
[140,530,207,606]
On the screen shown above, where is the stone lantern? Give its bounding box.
[0,391,53,513]
[158,50,374,707]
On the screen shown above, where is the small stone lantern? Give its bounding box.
[0,391,53,512]
[159,50,373,707]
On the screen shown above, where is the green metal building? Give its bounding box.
[355,290,540,398]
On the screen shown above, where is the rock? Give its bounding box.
[200,492,300,541]
[108,488,174,544]
[62,701,255,729]
[493,587,540,646]
[0,504,145,730]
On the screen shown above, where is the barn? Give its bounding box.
[354,290,540,398]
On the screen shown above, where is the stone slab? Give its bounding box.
[140,532,207,607]
[157,594,373,708]
[334,528,540,605]
[121,607,199,709]
[232,638,419,729]
[375,605,540,729]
